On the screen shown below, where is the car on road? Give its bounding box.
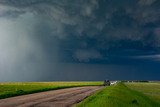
[103,80,110,86]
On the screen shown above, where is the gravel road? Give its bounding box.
[0,86,103,107]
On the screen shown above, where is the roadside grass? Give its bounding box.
[0,81,102,99]
[76,82,160,107]
[125,82,160,104]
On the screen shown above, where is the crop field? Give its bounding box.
[0,81,102,99]
[125,82,160,104]
[76,82,160,107]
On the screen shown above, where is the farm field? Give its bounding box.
[0,81,102,99]
[125,82,160,104]
[76,82,160,107]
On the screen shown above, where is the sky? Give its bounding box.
[0,0,160,81]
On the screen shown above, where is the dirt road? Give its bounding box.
[0,86,103,107]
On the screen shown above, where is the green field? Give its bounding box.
[1,81,160,107]
[0,82,102,99]
[125,82,160,104]
[76,82,160,107]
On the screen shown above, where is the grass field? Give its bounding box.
[0,81,102,99]
[76,82,160,107]
[125,82,160,104]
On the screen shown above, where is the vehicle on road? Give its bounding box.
[103,80,110,86]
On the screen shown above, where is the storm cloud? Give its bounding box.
[0,0,160,81]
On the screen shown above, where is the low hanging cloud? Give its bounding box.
[73,49,102,62]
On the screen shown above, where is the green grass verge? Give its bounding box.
[0,81,102,99]
[76,82,160,107]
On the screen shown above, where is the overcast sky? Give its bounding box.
[0,0,160,81]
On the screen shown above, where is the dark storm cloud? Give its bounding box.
[1,0,160,42]
[138,0,157,5]
[0,0,160,81]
